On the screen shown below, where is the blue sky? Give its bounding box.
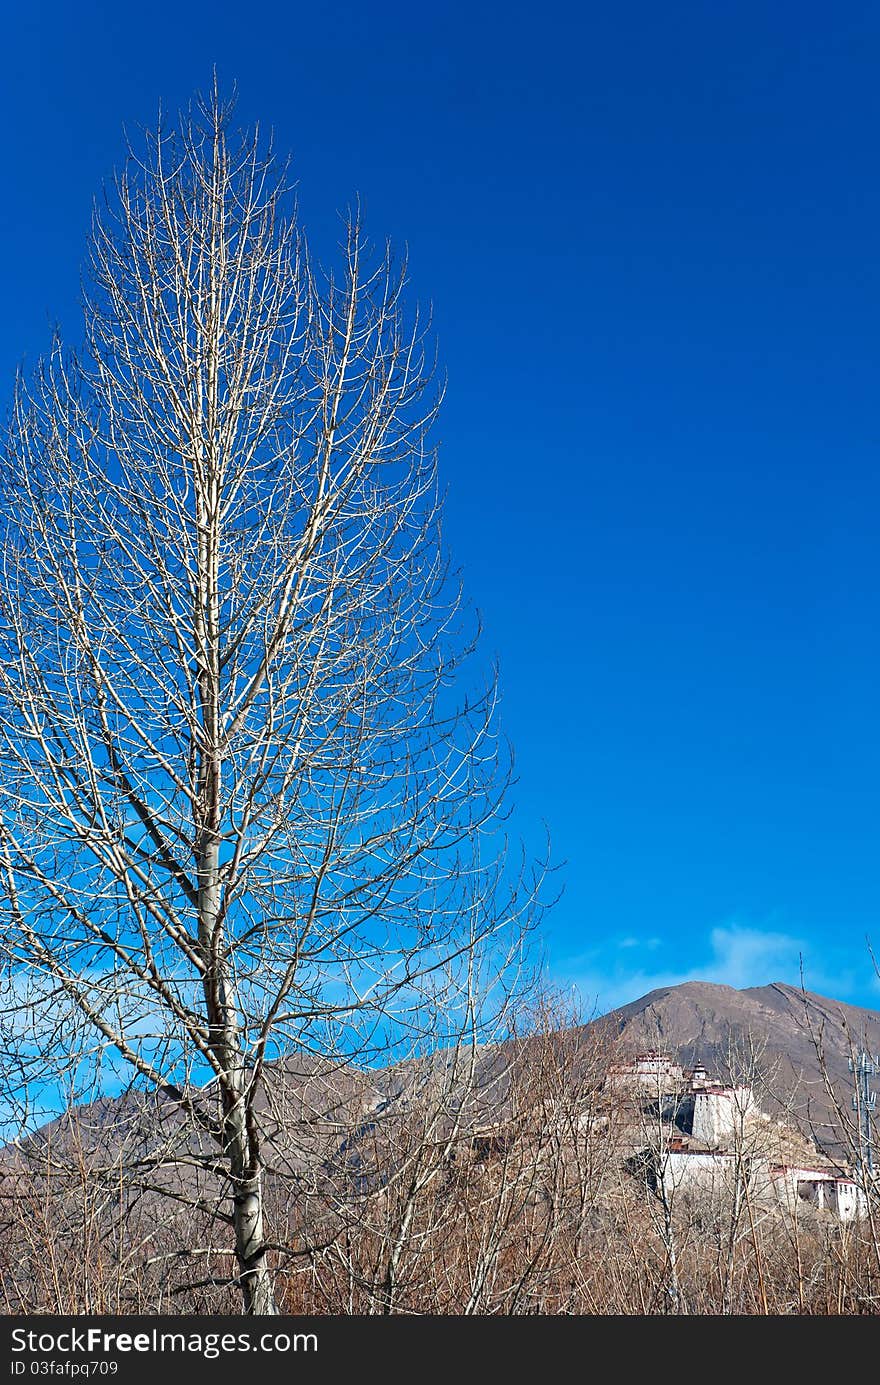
[3,1,880,1015]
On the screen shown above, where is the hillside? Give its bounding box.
[3,977,880,1313]
[596,979,880,1158]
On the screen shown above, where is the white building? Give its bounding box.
[829,1178,870,1222]
[770,1164,869,1223]
[606,1052,685,1095]
[658,1145,738,1199]
[691,1086,756,1148]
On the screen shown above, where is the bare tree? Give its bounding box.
[0,81,541,1314]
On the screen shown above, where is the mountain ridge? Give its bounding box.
[592,978,880,1158]
[7,979,878,1165]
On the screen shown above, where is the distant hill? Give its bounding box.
[8,979,879,1170]
[4,977,879,1314]
[593,980,880,1158]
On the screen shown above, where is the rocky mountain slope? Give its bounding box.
[595,980,880,1158]
[7,980,878,1171]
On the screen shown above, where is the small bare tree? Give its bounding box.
[0,82,541,1314]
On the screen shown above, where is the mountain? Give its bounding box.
[594,980,880,1158]
[7,980,878,1173]
[4,977,878,1315]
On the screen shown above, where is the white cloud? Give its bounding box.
[553,920,875,1018]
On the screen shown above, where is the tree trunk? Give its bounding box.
[230,1147,277,1314]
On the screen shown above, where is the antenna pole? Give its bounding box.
[849,1048,878,1179]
